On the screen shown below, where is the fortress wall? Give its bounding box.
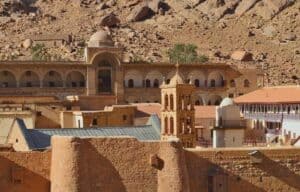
[0,151,51,192]
[158,141,190,192]
[51,136,161,192]
[185,148,300,192]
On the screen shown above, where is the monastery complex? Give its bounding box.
[0,30,299,192]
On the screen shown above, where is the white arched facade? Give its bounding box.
[124,70,143,88]
[208,71,225,87]
[145,71,164,87]
[187,70,206,87]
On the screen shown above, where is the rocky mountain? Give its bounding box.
[0,0,299,85]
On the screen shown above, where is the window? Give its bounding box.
[49,81,55,87]
[194,79,200,87]
[49,71,55,76]
[166,79,170,84]
[26,82,32,87]
[210,79,216,87]
[92,118,98,126]
[230,79,235,87]
[3,71,8,76]
[195,100,200,106]
[37,111,42,116]
[79,81,85,87]
[228,93,234,98]
[145,79,151,88]
[123,115,127,121]
[71,82,77,87]
[244,79,250,87]
[153,79,159,88]
[128,79,134,88]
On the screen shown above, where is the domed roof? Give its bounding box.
[219,97,234,107]
[88,30,114,47]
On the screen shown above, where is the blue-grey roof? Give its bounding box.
[16,115,161,150]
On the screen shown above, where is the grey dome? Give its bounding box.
[219,97,234,107]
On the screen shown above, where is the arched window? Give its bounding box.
[164,94,169,110]
[153,79,159,88]
[215,100,221,105]
[230,79,235,87]
[66,71,85,88]
[20,71,40,87]
[164,117,168,134]
[166,79,170,84]
[145,79,151,88]
[195,100,201,106]
[128,79,134,88]
[170,94,174,111]
[170,117,174,134]
[43,71,63,87]
[244,79,250,87]
[210,79,216,87]
[194,79,200,87]
[0,71,17,88]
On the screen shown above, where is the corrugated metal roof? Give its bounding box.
[20,115,161,150]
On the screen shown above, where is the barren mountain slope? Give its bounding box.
[0,0,299,85]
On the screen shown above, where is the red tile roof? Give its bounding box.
[234,86,300,104]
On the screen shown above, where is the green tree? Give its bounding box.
[167,43,208,64]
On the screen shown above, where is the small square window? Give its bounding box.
[71,82,77,87]
[49,82,55,87]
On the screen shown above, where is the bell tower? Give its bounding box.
[160,64,196,148]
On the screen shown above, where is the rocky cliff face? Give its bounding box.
[0,0,299,85]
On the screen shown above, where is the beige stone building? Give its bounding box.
[0,30,260,111]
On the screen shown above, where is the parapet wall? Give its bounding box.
[1,137,300,192]
[51,136,161,192]
[185,148,300,192]
[0,151,51,192]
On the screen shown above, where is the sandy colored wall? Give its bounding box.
[0,151,51,192]
[185,148,300,192]
[51,137,161,192]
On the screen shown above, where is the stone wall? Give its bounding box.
[51,137,161,192]
[0,151,50,192]
[185,148,300,192]
[1,137,300,192]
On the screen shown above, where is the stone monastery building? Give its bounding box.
[0,30,259,110]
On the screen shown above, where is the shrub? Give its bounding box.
[167,43,208,64]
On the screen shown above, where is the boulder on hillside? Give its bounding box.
[235,0,259,16]
[100,12,120,27]
[22,39,32,49]
[231,50,253,61]
[127,3,154,22]
[148,0,169,13]
[255,0,295,19]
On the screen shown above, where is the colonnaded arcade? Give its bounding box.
[0,30,260,110]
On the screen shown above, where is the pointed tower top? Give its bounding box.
[170,64,184,85]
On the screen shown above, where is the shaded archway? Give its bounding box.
[43,71,63,87]
[124,70,143,88]
[66,71,85,88]
[187,70,206,87]
[244,79,250,87]
[145,71,163,88]
[0,70,17,88]
[20,71,40,87]
[195,96,204,106]
[208,71,224,87]
[207,95,222,105]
